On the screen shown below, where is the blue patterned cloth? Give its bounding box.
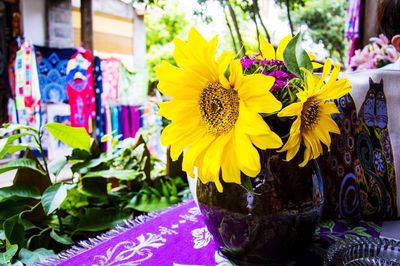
[93,56,104,144]
[35,46,76,103]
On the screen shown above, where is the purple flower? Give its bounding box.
[240,57,255,69]
[266,70,296,92]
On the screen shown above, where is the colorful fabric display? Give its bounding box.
[35,46,76,103]
[111,105,120,137]
[14,42,41,129]
[101,58,120,104]
[129,105,141,139]
[93,56,105,143]
[118,64,148,106]
[65,48,95,132]
[141,99,165,160]
[345,0,362,63]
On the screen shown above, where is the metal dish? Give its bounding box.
[325,237,400,265]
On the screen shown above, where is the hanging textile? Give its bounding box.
[93,56,104,143]
[118,64,148,106]
[129,105,141,139]
[345,0,362,63]
[111,105,120,137]
[65,48,95,132]
[101,58,120,104]
[14,42,41,129]
[35,46,76,103]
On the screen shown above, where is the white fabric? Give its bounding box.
[381,58,400,70]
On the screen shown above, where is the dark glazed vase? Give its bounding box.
[196,150,324,265]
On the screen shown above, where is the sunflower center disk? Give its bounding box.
[301,97,320,130]
[199,81,240,136]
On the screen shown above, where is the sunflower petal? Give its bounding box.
[250,131,282,150]
[238,74,275,99]
[221,140,241,184]
[229,60,244,88]
[234,126,261,177]
[276,35,292,60]
[278,102,303,117]
[259,35,275,60]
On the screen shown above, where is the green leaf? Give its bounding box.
[0,244,18,264]
[50,230,73,245]
[45,122,91,152]
[41,183,68,215]
[126,194,180,212]
[48,159,68,177]
[18,248,56,265]
[3,216,24,247]
[0,144,32,158]
[20,219,39,231]
[0,133,32,158]
[0,158,45,175]
[0,202,29,220]
[351,227,371,237]
[0,124,38,137]
[69,148,92,160]
[283,33,313,78]
[75,208,128,232]
[83,169,141,180]
[0,185,41,203]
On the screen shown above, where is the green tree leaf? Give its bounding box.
[0,202,29,220]
[0,158,45,175]
[48,159,68,177]
[126,194,180,213]
[18,248,56,265]
[83,169,141,180]
[0,133,33,158]
[41,183,68,215]
[283,32,313,77]
[0,244,18,264]
[0,144,32,158]
[75,208,128,232]
[50,230,73,245]
[45,122,91,152]
[0,185,41,203]
[0,124,38,137]
[3,216,24,247]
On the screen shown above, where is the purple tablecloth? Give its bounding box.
[41,200,382,266]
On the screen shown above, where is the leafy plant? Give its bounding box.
[0,123,190,265]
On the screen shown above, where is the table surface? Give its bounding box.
[40,200,384,266]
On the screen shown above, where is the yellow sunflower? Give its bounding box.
[277,59,352,167]
[156,28,283,192]
[259,35,323,68]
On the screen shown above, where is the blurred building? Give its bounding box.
[19,0,145,69]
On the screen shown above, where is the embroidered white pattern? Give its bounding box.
[192,226,213,249]
[92,233,166,266]
[159,226,178,235]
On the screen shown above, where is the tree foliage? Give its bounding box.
[145,0,188,84]
[291,0,348,64]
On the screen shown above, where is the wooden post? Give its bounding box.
[362,0,378,46]
[80,0,93,52]
[80,0,97,138]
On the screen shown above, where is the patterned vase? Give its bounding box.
[196,150,324,265]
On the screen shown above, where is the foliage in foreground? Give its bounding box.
[0,123,190,265]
